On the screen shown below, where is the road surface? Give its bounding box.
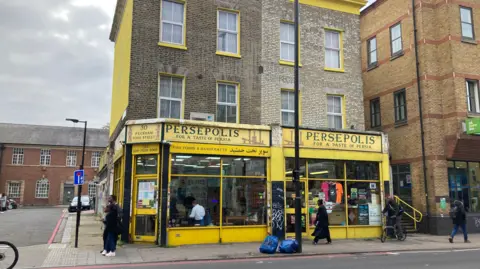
[42,249,480,269]
[0,207,63,247]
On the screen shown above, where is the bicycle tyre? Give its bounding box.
[380,229,387,243]
[398,228,407,241]
[0,241,19,269]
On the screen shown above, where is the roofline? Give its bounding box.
[360,0,387,17]
[0,143,105,149]
[109,0,127,42]
[125,118,272,131]
[0,122,107,132]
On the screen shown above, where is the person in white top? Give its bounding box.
[189,199,206,226]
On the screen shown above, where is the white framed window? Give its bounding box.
[35,178,49,199]
[159,75,183,119]
[40,149,51,166]
[367,37,377,67]
[217,83,238,123]
[160,0,185,45]
[91,151,101,168]
[8,182,21,198]
[325,30,341,69]
[327,95,344,129]
[281,90,295,126]
[66,150,77,167]
[88,182,97,198]
[390,23,403,56]
[280,22,295,62]
[467,80,480,113]
[461,6,475,40]
[217,10,239,54]
[12,148,24,165]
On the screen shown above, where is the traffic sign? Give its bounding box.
[74,170,84,185]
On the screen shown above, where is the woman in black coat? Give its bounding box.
[311,199,332,245]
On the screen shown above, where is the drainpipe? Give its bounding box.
[412,0,430,229]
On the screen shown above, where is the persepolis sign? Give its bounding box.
[282,128,382,152]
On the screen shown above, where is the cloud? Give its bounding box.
[0,0,116,128]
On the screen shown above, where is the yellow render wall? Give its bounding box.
[110,0,133,136]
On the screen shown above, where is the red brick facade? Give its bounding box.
[0,145,103,206]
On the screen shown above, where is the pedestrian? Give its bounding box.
[382,198,403,237]
[103,202,118,257]
[449,200,470,243]
[189,199,205,226]
[311,199,332,245]
[101,195,117,256]
[0,193,7,213]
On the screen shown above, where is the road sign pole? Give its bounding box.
[74,121,87,248]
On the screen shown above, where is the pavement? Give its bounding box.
[11,211,480,268]
[41,249,480,269]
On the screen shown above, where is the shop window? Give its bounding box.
[307,159,344,179]
[468,162,480,212]
[135,215,156,236]
[285,158,307,178]
[346,161,379,180]
[346,182,382,226]
[222,178,266,226]
[169,177,221,227]
[136,180,157,209]
[448,161,471,212]
[285,181,306,209]
[222,157,266,177]
[308,180,346,227]
[171,155,221,175]
[286,213,306,233]
[135,155,158,175]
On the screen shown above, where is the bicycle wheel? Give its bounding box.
[380,229,387,243]
[398,228,407,241]
[0,241,19,269]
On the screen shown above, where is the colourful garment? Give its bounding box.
[336,183,343,204]
[321,182,329,202]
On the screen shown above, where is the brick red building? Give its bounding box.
[361,0,480,234]
[0,123,108,206]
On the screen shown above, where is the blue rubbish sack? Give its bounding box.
[278,239,299,254]
[259,235,279,254]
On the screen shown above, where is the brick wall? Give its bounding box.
[362,0,480,215]
[0,145,102,206]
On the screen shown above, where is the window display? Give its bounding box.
[346,161,379,180]
[285,181,305,208]
[222,178,266,226]
[285,158,306,178]
[222,157,266,177]
[136,155,158,175]
[308,181,346,227]
[136,180,157,209]
[346,182,381,226]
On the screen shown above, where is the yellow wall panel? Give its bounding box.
[221,227,268,243]
[168,228,220,246]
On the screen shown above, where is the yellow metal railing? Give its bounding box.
[394,195,423,231]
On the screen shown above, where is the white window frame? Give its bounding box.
[158,75,183,119]
[12,148,24,165]
[280,22,295,62]
[160,0,185,45]
[460,6,475,40]
[390,23,403,56]
[281,90,295,126]
[327,95,344,129]
[466,80,480,113]
[8,182,21,198]
[40,149,51,166]
[91,151,101,168]
[88,182,97,198]
[216,83,239,123]
[35,178,50,199]
[217,10,239,55]
[325,30,341,69]
[66,150,77,167]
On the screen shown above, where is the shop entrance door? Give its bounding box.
[391,165,412,205]
[132,178,158,242]
[285,181,307,237]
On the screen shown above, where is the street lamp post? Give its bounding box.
[66,118,87,248]
[293,0,302,253]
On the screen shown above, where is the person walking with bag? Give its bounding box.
[103,202,119,257]
[312,199,331,245]
[449,200,470,243]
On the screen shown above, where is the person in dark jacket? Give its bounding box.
[311,199,331,245]
[449,200,470,243]
[104,202,118,257]
[382,198,402,237]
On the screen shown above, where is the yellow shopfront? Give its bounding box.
[270,128,390,240]
[163,122,271,246]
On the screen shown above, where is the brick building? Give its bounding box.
[108,0,367,141]
[0,123,109,206]
[361,0,480,234]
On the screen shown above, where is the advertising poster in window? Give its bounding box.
[137,181,156,209]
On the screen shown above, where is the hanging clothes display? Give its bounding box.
[328,182,337,203]
[321,182,329,202]
[335,182,343,204]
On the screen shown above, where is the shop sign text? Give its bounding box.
[127,124,162,144]
[132,143,160,155]
[164,123,269,146]
[283,129,382,152]
[170,142,271,157]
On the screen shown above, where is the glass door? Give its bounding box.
[133,178,158,242]
[285,181,307,236]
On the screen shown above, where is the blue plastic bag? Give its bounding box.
[278,239,299,253]
[259,235,279,254]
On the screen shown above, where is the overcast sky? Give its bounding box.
[0,0,376,129]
